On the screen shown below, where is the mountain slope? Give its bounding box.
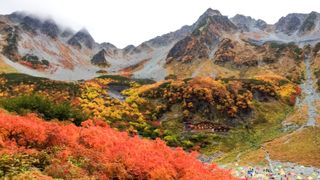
[0,9,320,81]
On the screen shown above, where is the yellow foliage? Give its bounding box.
[78,78,151,134]
[277,83,296,99]
[254,74,286,85]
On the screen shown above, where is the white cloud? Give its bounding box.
[0,0,319,48]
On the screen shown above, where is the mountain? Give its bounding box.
[230,14,267,31]
[0,9,320,81]
[166,9,237,63]
[0,8,320,178]
[67,28,96,49]
[275,13,307,35]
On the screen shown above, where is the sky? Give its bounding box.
[0,0,319,48]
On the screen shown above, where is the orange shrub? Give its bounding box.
[0,112,237,180]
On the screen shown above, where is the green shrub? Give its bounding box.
[0,94,87,125]
[164,135,179,146]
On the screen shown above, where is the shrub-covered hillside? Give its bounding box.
[0,111,236,179]
[0,73,301,164]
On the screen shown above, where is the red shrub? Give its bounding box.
[289,86,302,105]
[295,86,302,96]
[0,112,237,179]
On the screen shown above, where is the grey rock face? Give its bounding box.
[7,12,27,22]
[275,13,307,35]
[133,43,152,54]
[193,14,237,35]
[201,8,222,18]
[100,42,117,50]
[166,8,236,63]
[68,28,95,49]
[230,14,267,31]
[60,28,74,38]
[255,19,267,29]
[193,8,223,30]
[41,20,60,38]
[21,16,42,33]
[91,49,110,67]
[2,26,19,61]
[231,14,254,31]
[299,12,319,34]
[147,25,192,47]
[123,45,135,54]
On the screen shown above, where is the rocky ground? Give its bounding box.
[300,55,320,127]
[229,161,320,179]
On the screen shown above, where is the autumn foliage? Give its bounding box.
[0,111,236,179]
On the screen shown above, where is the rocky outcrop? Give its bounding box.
[166,36,209,63]
[231,14,267,31]
[60,28,74,38]
[299,12,319,34]
[132,43,153,54]
[100,42,117,50]
[166,8,237,63]
[214,39,304,68]
[91,49,110,67]
[274,12,320,35]
[275,13,306,35]
[192,10,237,36]
[2,25,20,61]
[214,38,236,64]
[68,28,96,49]
[20,15,42,33]
[214,38,260,67]
[123,45,135,55]
[40,20,60,38]
[147,25,192,47]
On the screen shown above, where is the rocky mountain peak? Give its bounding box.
[203,8,222,17]
[194,8,223,27]
[78,28,90,35]
[147,25,192,47]
[193,10,237,36]
[275,13,307,35]
[123,45,135,54]
[60,28,74,38]
[255,19,268,29]
[21,15,42,32]
[7,11,27,22]
[231,14,267,31]
[298,11,319,34]
[231,14,254,30]
[100,42,117,50]
[40,19,60,38]
[166,9,237,63]
[68,28,95,49]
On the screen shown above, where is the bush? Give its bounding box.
[0,154,36,177]
[0,112,236,179]
[0,94,87,125]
